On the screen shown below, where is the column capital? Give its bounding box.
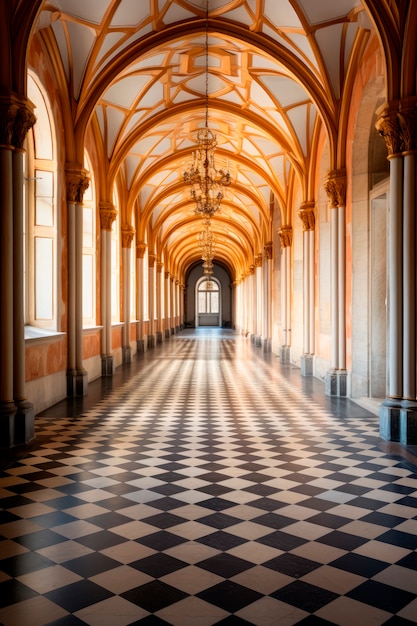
[264,241,273,260]
[136,242,147,258]
[165,271,170,280]
[248,265,255,276]
[278,225,293,248]
[254,253,263,268]
[121,225,135,248]
[298,202,316,231]
[99,201,117,230]
[324,170,346,208]
[0,96,36,149]
[156,261,164,273]
[398,105,417,153]
[148,252,157,268]
[66,164,90,204]
[375,105,403,156]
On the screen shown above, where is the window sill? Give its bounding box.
[25,326,65,343]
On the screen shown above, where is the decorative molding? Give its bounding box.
[278,225,292,248]
[121,225,135,248]
[66,164,90,204]
[264,241,273,260]
[324,171,346,208]
[136,242,147,258]
[99,201,117,230]
[298,202,316,231]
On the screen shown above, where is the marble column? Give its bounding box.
[136,243,146,353]
[278,226,292,363]
[148,253,156,347]
[66,164,90,395]
[0,99,36,447]
[99,202,117,375]
[324,171,347,396]
[170,275,176,334]
[263,242,273,351]
[298,203,316,376]
[156,261,163,343]
[121,225,135,363]
[377,104,417,442]
[164,271,171,338]
[254,254,263,346]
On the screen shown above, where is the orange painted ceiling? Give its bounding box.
[32,0,375,281]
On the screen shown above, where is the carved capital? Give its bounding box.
[0,101,19,147]
[66,164,90,204]
[99,202,117,230]
[248,265,255,276]
[264,241,273,260]
[165,271,170,280]
[375,109,403,156]
[398,106,417,152]
[121,225,135,248]
[136,242,147,259]
[148,253,157,268]
[255,254,263,268]
[324,171,346,208]
[278,225,292,248]
[298,202,316,231]
[156,261,164,273]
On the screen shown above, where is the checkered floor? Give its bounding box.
[1,329,417,626]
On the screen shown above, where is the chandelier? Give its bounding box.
[183,0,230,217]
[198,218,215,279]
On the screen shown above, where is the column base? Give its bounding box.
[301,354,314,377]
[14,399,35,445]
[176,325,180,333]
[136,339,145,354]
[101,356,114,377]
[171,327,175,336]
[165,329,170,339]
[0,401,17,449]
[280,345,291,363]
[148,334,155,348]
[399,402,417,444]
[156,331,163,344]
[379,398,401,442]
[254,335,262,347]
[263,338,271,352]
[325,369,347,396]
[67,369,89,395]
[122,346,132,364]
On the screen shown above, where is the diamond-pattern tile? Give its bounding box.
[1,329,417,624]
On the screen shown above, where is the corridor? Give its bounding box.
[1,330,417,625]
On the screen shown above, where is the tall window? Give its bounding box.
[82,152,96,327]
[25,74,57,330]
[198,278,220,314]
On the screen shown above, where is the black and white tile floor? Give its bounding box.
[1,329,417,625]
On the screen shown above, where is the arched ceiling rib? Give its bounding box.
[32,0,375,281]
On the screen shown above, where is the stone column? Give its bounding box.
[170,275,176,334]
[148,253,156,347]
[0,99,36,447]
[263,242,273,351]
[164,271,171,338]
[278,226,292,363]
[66,164,90,395]
[13,103,36,444]
[136,243,146,353]
[156,261,164,343]
[121,225,135,363]
[298,203,316,376]
[377,104,417,442]
[254,253,263,346]
[324,171,347,395]
[99,202,117,375]
[175,279,180,332]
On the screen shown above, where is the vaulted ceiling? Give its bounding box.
[32,0,376,281]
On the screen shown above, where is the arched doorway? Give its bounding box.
[196,277,221,327]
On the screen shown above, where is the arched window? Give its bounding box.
[196,276,221,326]
[25,73,57,331]
[82,152,96,327]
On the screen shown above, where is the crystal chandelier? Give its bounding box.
[183,0,230,217]
[198,219,215,280]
